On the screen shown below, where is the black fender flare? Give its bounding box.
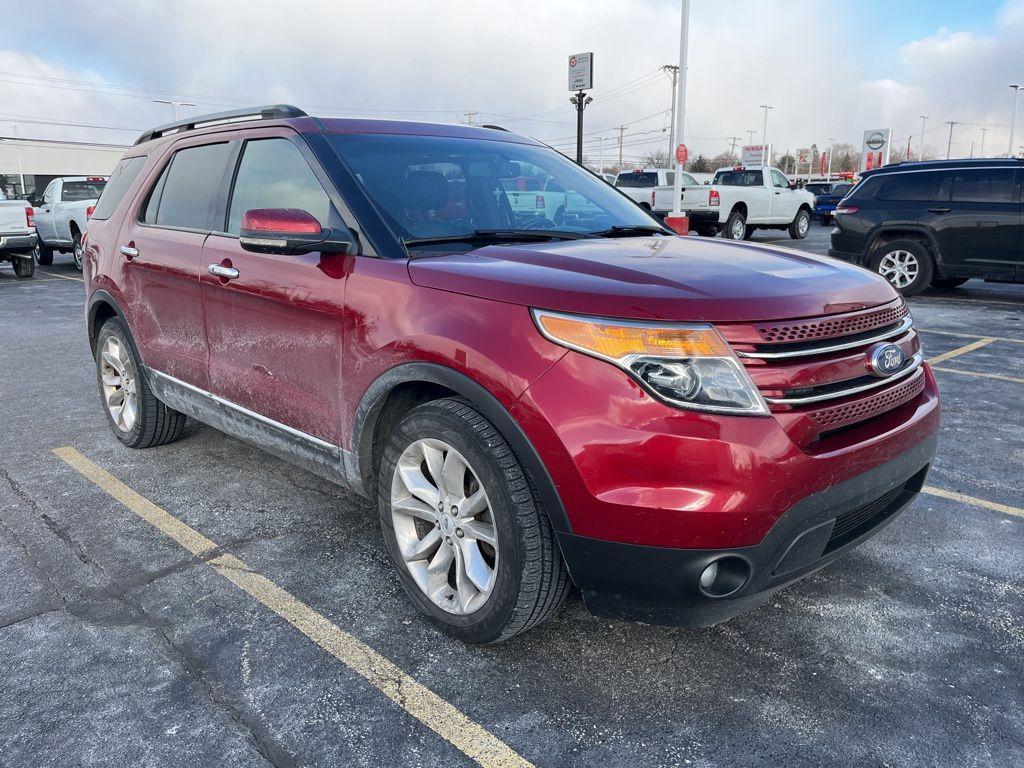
[867,226,944,268]
[350,362,572,534]
[87,289,129,354]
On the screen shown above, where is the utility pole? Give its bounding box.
[759,104,774,164]
[945,121,958,159]
[663,65,679,158]
[153,99,195,121]
[598,136,605,175]
[726,136,742,158]
[918,115,928,160]
[570,90,593,165]
[617,125,627,168]
[463,111,478,125]
[979,127,988,157]
[1008,85,1022,157]
[666,0,691,231]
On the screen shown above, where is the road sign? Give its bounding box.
[675,144,688,164]
[568,52,593,91]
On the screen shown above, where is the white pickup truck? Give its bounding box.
[0,189,37,278]
[654,165,814,240]
[33,176,107,270]
[615,168,698,211]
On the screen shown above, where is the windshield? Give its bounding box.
[712,170,763,187]
[62,180,106,201]
[806,183,832,195]
[615,171,659,188]
[328,133,658,244]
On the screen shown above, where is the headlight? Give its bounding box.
[532,309,768,415]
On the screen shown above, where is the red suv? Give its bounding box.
[83,106,940,643]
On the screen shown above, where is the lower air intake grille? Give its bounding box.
[825,485,906,553]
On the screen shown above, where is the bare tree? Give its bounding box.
[640,149,672,168]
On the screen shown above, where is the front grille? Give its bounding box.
[810,370,926,430]
[756,302,908,343]
[825,485,905,552]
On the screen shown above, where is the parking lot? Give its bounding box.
[1,237,1021,767]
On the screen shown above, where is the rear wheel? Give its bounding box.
[789,209,811,239]
[34,242,54,265]
[869,239,934,296]
[723,210,747,240]
[95,317,187,448]
[11,255,34,278]
[378,398,569,643]
[72,231,84,271]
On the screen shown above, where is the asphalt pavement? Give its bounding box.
[0,241,1021,768]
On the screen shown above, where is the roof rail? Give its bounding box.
[134,104,307,145]
[481,124,509,132]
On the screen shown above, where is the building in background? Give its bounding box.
[0,137,127,201]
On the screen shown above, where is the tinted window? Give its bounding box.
[806,183,832,195]
[227,139,331,233]
[92,159,145,220]
[61,180,106,202]
[616,172,658,188]
[939,169,1017,204]
[679,173,696,186]
[831,183,853,197]
[149,143,232,230]
[876,172,938,201]
[712,170,763,186]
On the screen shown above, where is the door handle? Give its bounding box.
[119,245,139,260]
[208,263,239,280]
[928,207,951,214]
[774,191,781,195]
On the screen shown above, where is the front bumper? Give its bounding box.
[0,232,37,254]
[557,435,935,627]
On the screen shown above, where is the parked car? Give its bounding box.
[656,165,815,239]
[813,182,854,224]
[615,168,698,210]
[0,188,37,278]
[33,176,107,271]
[829,158,1023,295]
[83,105,939,643]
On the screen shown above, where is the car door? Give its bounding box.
[743,169,770,222]
[117,138,234,390]
[35,180,59,243]
[769,169,799,223]
[200,131,347,445]
[929,167,1019,279]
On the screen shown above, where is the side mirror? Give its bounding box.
[239,209,354,255]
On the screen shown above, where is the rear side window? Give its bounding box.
[712,170,763,186]
[935,169,1017,204]
[62,180,106,202]
[226,139,331,233]
[145,143,232,230]
[876,172,938,201]
[616,172,658,188]
[91,157,146,220]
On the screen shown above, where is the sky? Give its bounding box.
[2,0,1023,166]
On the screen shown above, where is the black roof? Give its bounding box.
[862,157,1024,177]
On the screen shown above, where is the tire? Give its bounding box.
[11,255,35,278]
[72,230,84,272]
[695,226,718,237]
[34,242,54,265]
[723,210,747,240]
[789,208,811,239]
[743,226,755,240]
[378,398,569,643]
[95,317,187,449]
[932,277,969,289]
[869,239,934,296]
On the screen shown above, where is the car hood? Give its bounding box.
[408,236,896,322]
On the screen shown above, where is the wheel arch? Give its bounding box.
[87,289,128,356]
[867,226,941,268]
[729,201,748,217]
[350,362,571,533]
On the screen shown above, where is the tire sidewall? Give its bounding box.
[791,209,811,239]
[724,212,746,240]
[95,318,146,447]
[870,239,933,296]
[378,401,526,643]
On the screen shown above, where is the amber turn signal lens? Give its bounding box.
[533,311,730,360]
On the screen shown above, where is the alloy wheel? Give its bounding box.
[797,213,809,236]
[100,336,138,432]
[878,249,919,289]
[730,218,745,239]
[390,438,498,615]
[73,239,84,270]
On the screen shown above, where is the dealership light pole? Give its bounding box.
[663,64,679,157]
[918,115,928,160]
[759,105,774,165]
[1008,85,1022,157]
[979,127,988,157]
[746,129,756,144]
[826,137,836,179]
[945,121,958,159]
[153,99,195,121]
[666,0,691,232]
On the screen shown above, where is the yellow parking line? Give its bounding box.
[927,337,995,365]
[0,277,65,285]
[52,447,533,768]
[36,270,84,283]
[931,366,1024,385]
[923,485,1024,519]
[918,328,1024,345]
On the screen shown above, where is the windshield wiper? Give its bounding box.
[403,229,592,248]
[588,224,671,238]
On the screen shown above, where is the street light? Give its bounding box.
[759,105,774,161]
[1008,85,1022,157]
[153,99,196,121]
[918,115,928,160]
[826,137,837,179]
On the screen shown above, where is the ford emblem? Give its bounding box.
[868,343,905,377]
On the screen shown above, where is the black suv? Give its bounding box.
[829,158,1023,295]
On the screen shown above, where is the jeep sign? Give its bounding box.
[568,52,593,91]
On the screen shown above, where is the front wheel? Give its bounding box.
[11,255,35,278]
[378,398,569,643]
[723,211,747,240]
[789,209,811,239]
[869,239,934,296]
[72,231,84,271]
